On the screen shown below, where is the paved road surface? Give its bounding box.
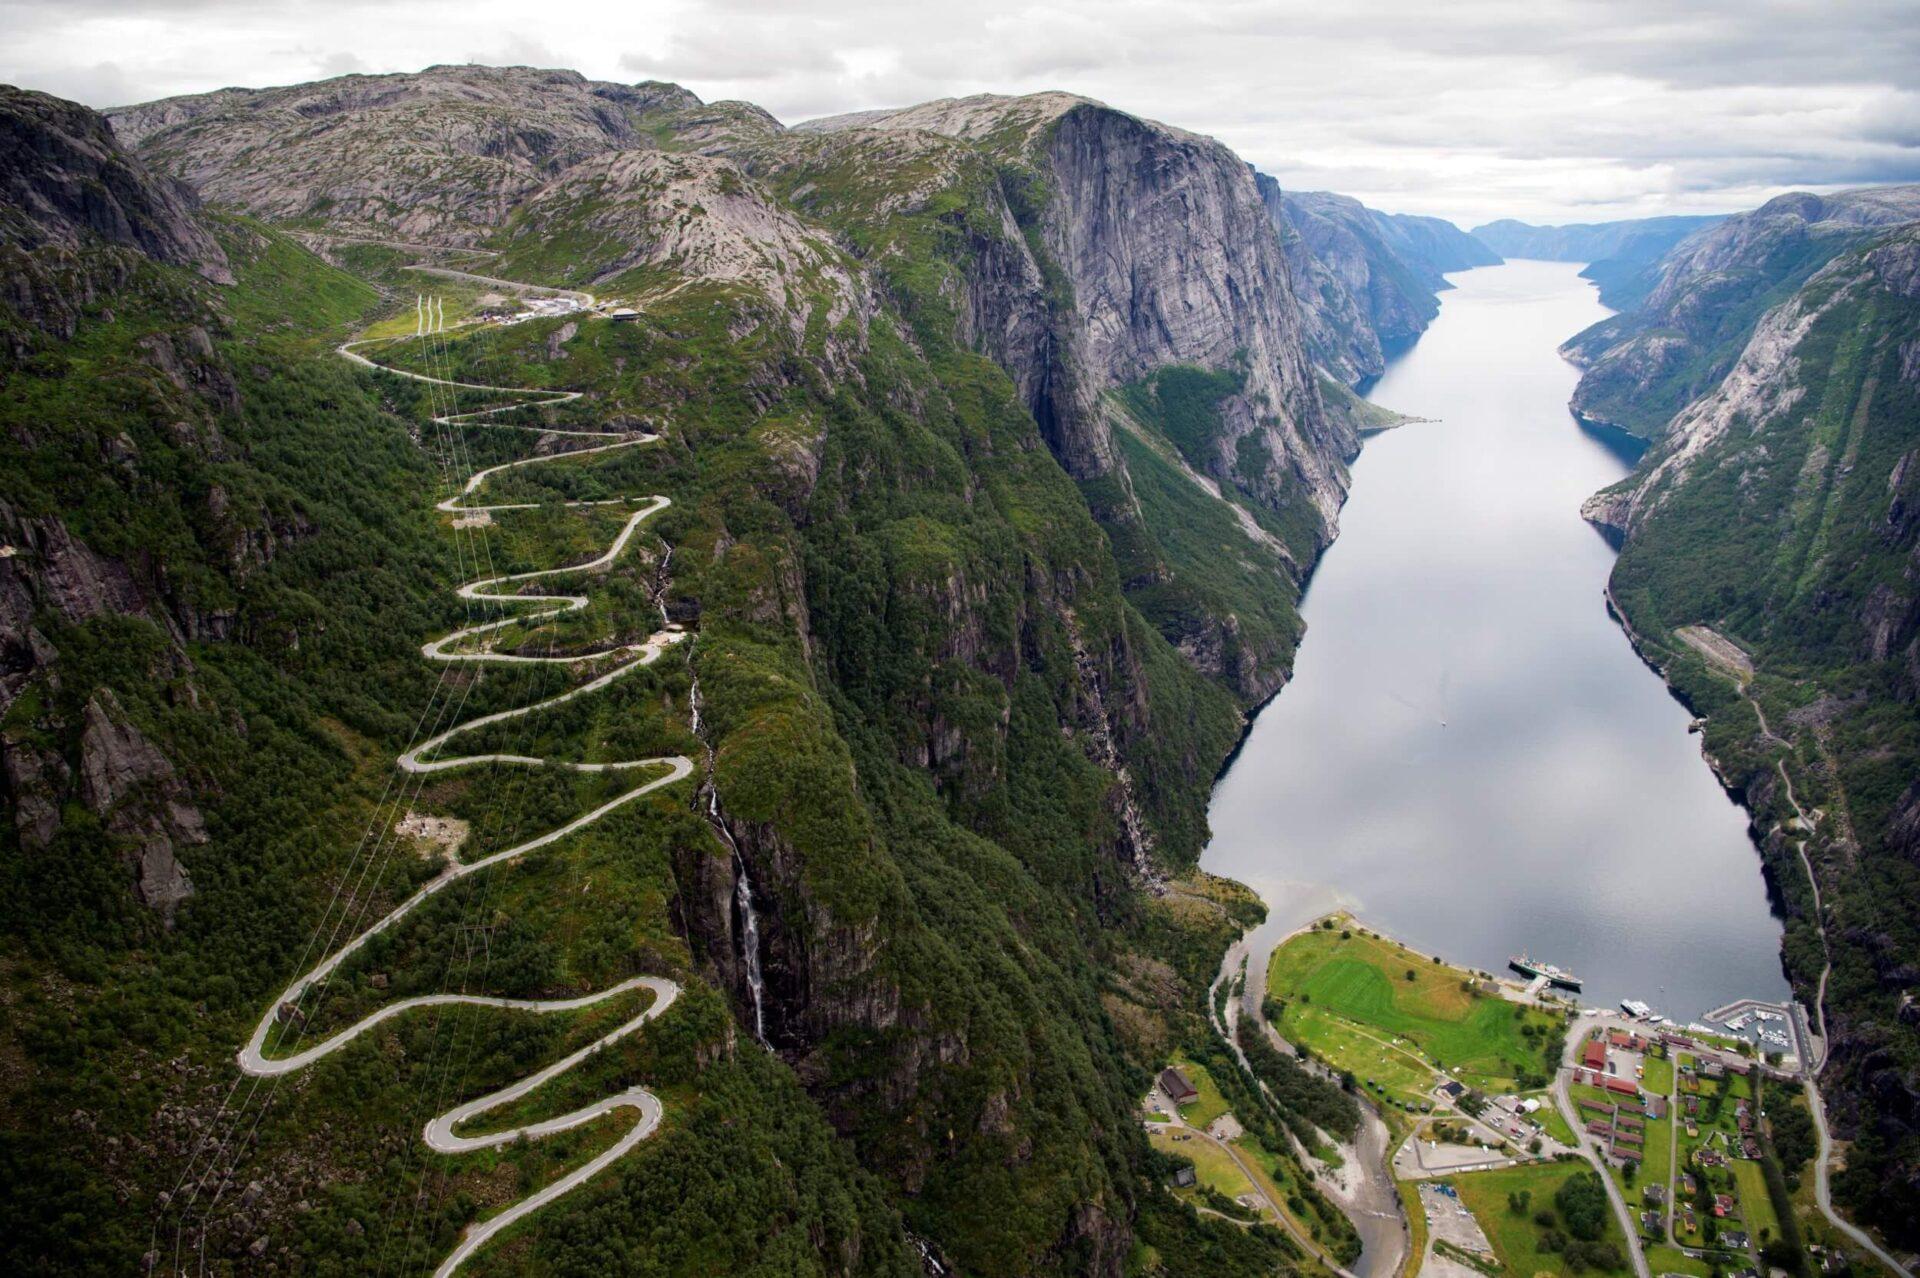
[236,305,690,1277]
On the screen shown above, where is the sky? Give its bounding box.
[4,0,1917,227]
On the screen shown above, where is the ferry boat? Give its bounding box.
[1621,998,1653,1019]
[1509,954,1583,991]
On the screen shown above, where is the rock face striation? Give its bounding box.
[1560,186,1920,438]
[798,93,1354,535]
[1260,181,1497,383]
[1,84,230,283]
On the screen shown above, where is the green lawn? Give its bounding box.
[1169,1054,1232,1129]
[1286,1004,1437,1106]
[1450,1162,1634,1277]
[1267,923,1562,1096]
[1149,1127,1256,1202]
[1731,1159,1781,1243]
[1524,1091,1578,1145]
[1643,1056,1675,1095]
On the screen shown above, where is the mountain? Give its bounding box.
[1471,214,1724,263]
[1559,187,1920,439]
[2,71,1367,1276]
[1585,219,1920,1249]
[1258,181,1498,383]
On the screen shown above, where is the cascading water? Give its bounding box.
[688,652,769,1045]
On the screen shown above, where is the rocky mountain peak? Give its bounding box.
[0,84,230,282]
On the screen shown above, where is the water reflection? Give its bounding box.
[1201,260,1787,1022]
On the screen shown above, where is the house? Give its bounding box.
[1702,1060,1727,1080]
[1160,1067,1199,1106]
[1641,1211,1661,1232]
[1723,1230,1751,1250]
[1173,1165,1197,1188]
[1680,1173,1697,1196]
[1583,1039,1607,1070]
[1742,1139,1762,1159]
[1603,1075,1640,1097]
[1646,1095,1667,1120]
[1440,1080,1466,1099]
[1714,1193,1736,1218]
[1645,1183,1667,1205]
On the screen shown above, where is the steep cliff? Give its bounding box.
[1259,181,1493,382]
[5,75,1334,1278]
[1561,187,1920,438]
[1587,222,1920,1244]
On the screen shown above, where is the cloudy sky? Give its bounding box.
[4,0,1917,226]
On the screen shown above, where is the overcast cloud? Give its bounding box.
[2,0,1915,226]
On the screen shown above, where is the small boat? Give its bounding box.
[1510,954,1583,991]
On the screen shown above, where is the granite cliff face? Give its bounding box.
[1561,186,1920,438]
[798,93,1353,536]
[1256,179,1496,384]
[1588,221,1920,1244]
[1,84,229,283]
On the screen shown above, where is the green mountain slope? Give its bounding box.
[1,75,1348,1277]
[1588,222,1920,1250]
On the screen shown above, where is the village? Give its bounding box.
[1144,914,1875,1278]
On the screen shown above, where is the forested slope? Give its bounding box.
[1,70,1355,1276]
[1586,220,1920,1250]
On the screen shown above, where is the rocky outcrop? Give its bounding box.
[1561,185,1920,437]
[508,147,868,342]
[77,692,204,916]
[1,84,230,283]
[1261,182,1492,383]
[110,66,702,245]
[799,92,1353,536]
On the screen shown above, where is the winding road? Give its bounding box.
[238,295,692,1277]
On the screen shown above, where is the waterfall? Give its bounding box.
[688,652,768,1045]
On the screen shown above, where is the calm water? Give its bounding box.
[1202,259,1788,1021]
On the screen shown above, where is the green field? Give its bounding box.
[1287,1004,1437,1106]
[1450,1162,1634,1277]
[1524,1091,1578,1145]
[1267,922,1564,1098]
[1731,1159,1781,1244]
[1150,1127,1257,1202]
[1170,1054,1233,1129]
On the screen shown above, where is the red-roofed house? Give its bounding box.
[1583,1040,1606,1070]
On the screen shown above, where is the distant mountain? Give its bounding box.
[7,69,1364,1276]
[1470,214,1724,263]
[1474,215,1727,310]
[1259,180,1498,383]
[1560,186,1920,437]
